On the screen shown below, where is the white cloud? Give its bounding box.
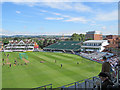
[2,0,119,2]
[95,10,118,21]
[41,2,92,12]
[45,17,64,20]
[73,3,92,12]
[45,10,88,23]
[2,0,40,3]
[40,9,48,12]
[5,2,92,12]
[52,12,61,15]
[16,10,21,14]
[51,12,70,17]
[62,15,70,18]
[64,17,88,23]
[101,26,106,30]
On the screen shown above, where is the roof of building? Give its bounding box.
[83,40,108,43]
[44,41,81,51]
[86,31,102,34]
[9,40,34,45]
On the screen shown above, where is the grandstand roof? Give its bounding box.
[43,41,81,51]
[83,40,108,43]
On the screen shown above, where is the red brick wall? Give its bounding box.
[94,34,103,40]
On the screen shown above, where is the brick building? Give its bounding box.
[104,35,119,48]
[103,35,120,54]
[85,31,103,40]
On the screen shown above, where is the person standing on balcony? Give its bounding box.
[101,56,111,79]
[98,72,114,90]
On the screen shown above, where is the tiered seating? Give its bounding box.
[80,52,114,61]
[44,41,81,51]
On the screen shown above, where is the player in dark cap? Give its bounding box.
[98,72,114,89]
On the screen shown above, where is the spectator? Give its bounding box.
[114,60,120,78]
[102,56,111,73]
[98,72,114,90]
[116,60,120,66]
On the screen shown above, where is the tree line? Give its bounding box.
[2,33,85,49]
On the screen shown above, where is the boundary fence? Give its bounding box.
[31,84,52,90]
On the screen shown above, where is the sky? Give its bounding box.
[1,1,119,35]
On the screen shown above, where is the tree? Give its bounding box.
[80,34,85,41]
[43,39,48,47]
[71,33,79,41]
[2,39,9,45]
[14,37,18,40]
[53,40,57,43]
[71,33,85,41]
[87,38,93,40]
[39,40,44,49]
[48,40,53,45]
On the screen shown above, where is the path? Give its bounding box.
[22,58,29,63]
[6,58,11,65]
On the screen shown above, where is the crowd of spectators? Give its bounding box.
[78,51,120,89]
[79,52,115,63]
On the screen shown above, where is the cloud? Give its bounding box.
[16,10,21,14]
[62,15,70,18]
[40,9,48,12]
[45,17,64,20]
[73,3,92,12]
[41,2,92,12]
[95,10,118,21]
[6,2,92,12]
[52,12,61,15]
[2,0,119,3]
[64,17,88,23]
[101,26,106,30]
[45,10,88,23]
[51,12,70,17]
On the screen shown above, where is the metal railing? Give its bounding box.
[30,76,103,90]
[57,76,102,90]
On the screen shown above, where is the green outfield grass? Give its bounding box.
[2,52,102,88]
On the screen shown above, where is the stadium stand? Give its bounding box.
[42,41,120,90]
[43,41,81,54]
[79,52,115,63]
